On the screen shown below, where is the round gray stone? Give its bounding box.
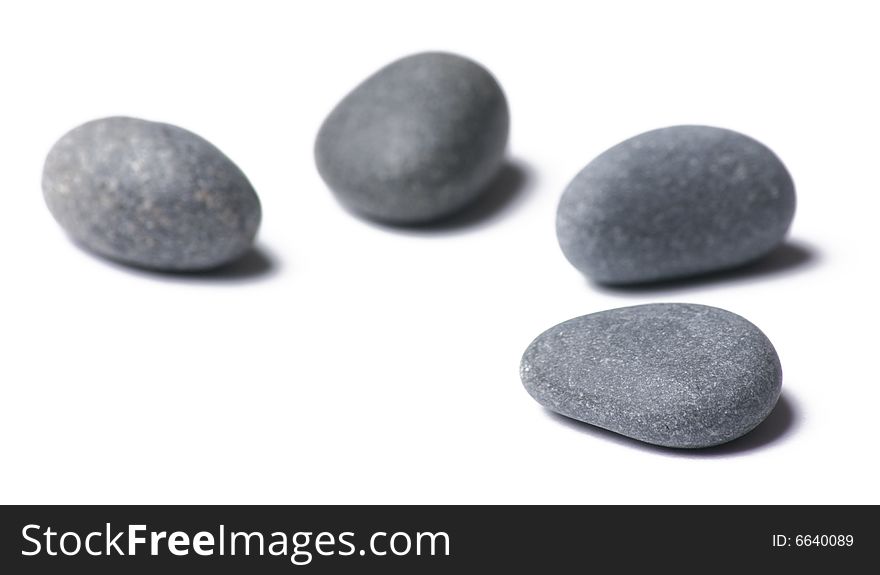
[315,51,510,224]
[520,303,782,448]
[43,117,261,271]
[556,125,796,284]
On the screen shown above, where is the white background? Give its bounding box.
[1,0,877,504]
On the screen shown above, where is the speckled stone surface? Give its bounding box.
[556,125,796,284]
[520,303,782,448]
[315,52,509,224]
[43,117,261,271]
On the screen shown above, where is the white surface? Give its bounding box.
[1,0,878,504]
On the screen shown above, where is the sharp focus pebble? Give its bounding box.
[315,52,510,224]
[42,116,262,271]
[520,303,783,448]
[556,125,796,284]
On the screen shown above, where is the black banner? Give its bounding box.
[1,506,876,572]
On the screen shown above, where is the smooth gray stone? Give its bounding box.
[556,125,796,284]
[315,52,509,224]
[43,117,261,271]
[520,303,782,448]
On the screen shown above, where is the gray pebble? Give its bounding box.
[43,117,261,271]
[520,303,782,448]
[557,126,796,284]
[315,52,509,224]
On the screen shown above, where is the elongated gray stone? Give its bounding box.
[315,52,509,224]
[520,303,782,448]
[556,125,796,284]
[43,117,261,271]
